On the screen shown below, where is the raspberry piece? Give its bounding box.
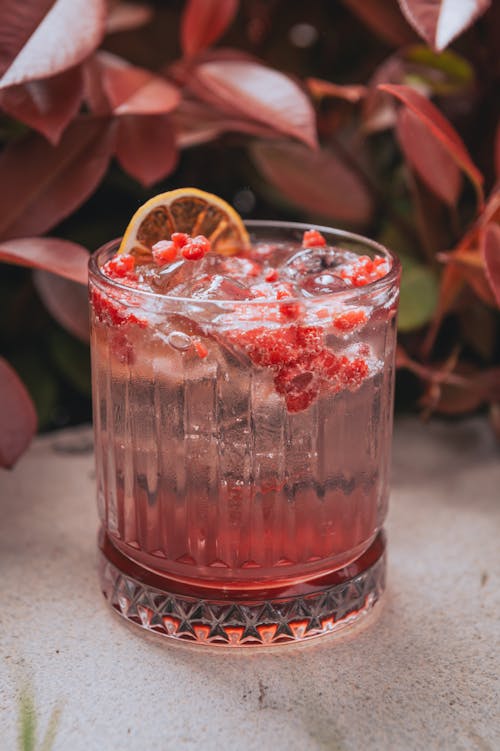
[275,284,295,300]
[339,255,389,287]
[342,357,369,389]
[302,229,326,248]
[227,324,323,368]
[152,240,177,264]
[91,290,146,328]
[231,326,296,367]
[280,301,303,321]
[295,325,324,352]
[332,309,367,333]
[182,234,211,260]
[311,350,345,382]
[194,340,208,358]
[171,232,189,249]
[265,268,279,283]
[227,320,369,412]
[103,253,136,280]
[310,349,369,391]
[274,361,320,413]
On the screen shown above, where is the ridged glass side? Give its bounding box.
[91,326,396,585]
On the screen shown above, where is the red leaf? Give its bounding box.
[0,117,115,240]
[0,237,89,284]
[396,107,461,205]
[106,1,153,34]
[306,78,367,103]
[0,0,106,90]
[172,98,227,148]
[115,114,178,187]
[168,47,257,86]
[495,120,500,180]
[423,188,500,355]
[172,97,279,149]
[0,66,83,145]
[363,55,406,133]
[379,83,484,204]
[482,223,500,307]
[86,52,180,117]
[196,61,317,149]
[251,140,373,225]
[341,0,417,46]
[397,0,491,51]
[0,358,37,469]
[422,263,464,356]
[181,0,238,57]
[33,270,89,341]
[460,264,497,307]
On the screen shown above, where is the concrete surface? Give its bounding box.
[0,417,499,751]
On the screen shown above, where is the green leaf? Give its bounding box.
[49,329,91,396]
[403,45,474,95]
[40,705,62,751]
[398,256,439,332]
[18,690,36,751]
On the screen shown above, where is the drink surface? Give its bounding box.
[90,229,398,590]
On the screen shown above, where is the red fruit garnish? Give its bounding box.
[332,309,367,333]
[182,234,211,260]
[339,255,389,287]
[265,268,279,283]
[303,229,326,248]
[171,232,189,249]
[91,289,146,329]
[229,326,299,367]
[194,340,208,358]
[275,283,295,300]
[274,362,320,413]
[152,240,177,264]
[342,357,369,388]
[279,301,302,321]
[103,253,136,280]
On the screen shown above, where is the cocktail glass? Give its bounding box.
[89,221,400,646]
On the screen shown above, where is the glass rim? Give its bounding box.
[88,219,401,306]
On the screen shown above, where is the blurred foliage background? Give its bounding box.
[0,0,499,440]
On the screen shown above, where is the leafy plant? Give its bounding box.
[17,688,61,751]
[0,0,499,467]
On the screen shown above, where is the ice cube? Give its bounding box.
[192,274,254,300]
[300,271,349,296]
[281,247,341,280]
[150,259,194,295]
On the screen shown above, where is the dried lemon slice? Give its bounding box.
[118,187,249,257]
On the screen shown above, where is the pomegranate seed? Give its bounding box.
[194,340,208,358]
[302,229,326,248]
[265,268,279,283]
[152,240,177,264]
[171,232,189,249]
[103,253,136,279]
[332,310,367,333]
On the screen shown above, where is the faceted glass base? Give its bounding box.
[99,531,386,647]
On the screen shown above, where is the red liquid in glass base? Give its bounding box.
[101,527,386,601]
[99,530,386,646]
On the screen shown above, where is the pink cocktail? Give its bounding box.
[89,220,400,646]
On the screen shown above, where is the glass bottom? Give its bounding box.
[98,530,386,647]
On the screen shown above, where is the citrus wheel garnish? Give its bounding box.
[118,188,250,258]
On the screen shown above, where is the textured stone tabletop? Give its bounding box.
[1,417,499,751]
